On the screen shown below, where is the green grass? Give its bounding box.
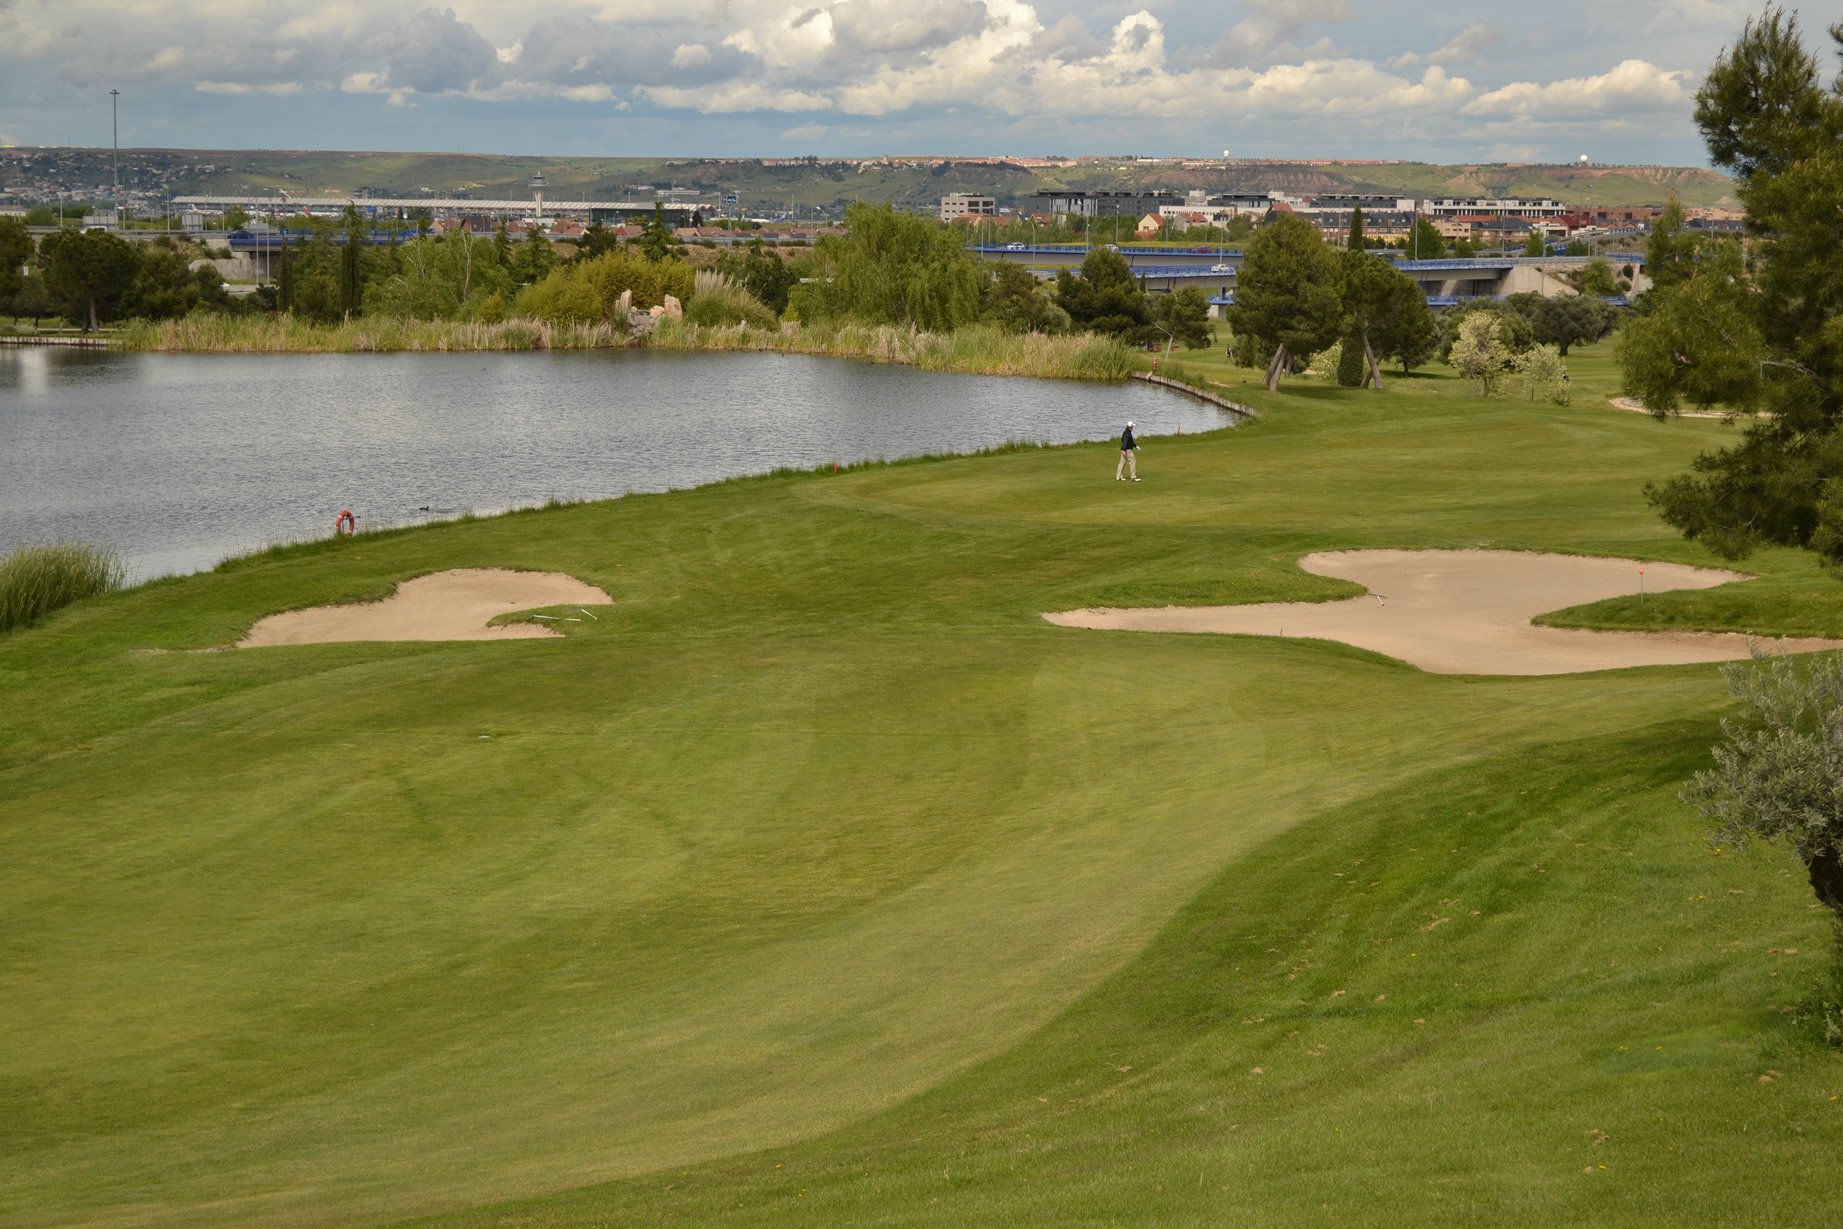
[0,541,124,633]
[4,344,1840,1227]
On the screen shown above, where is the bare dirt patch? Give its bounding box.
[240,568,611,647]
[1044,549,1843,676]
[1607,396,1762,420]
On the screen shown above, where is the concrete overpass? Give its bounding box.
[973,244,1648,305]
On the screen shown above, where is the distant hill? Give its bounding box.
[0,148,1737,214]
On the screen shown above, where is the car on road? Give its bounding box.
[1004,242,1026,250]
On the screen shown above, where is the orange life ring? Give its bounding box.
[334,509,357,536]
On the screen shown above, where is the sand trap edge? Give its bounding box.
[238,568,614,648]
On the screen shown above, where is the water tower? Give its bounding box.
[530,173,547,223]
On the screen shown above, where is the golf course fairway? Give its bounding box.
[4,348,1841,1227]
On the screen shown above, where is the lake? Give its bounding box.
[0,347,1233,580]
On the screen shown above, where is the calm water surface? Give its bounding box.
[0,348,1231,580]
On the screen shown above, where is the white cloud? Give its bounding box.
[1465,59,1693,118]
[0,1,1723,161]
[1392,23,1499,69]
[639,81,833,112]
[195,80,303,96]
[1213,0,1352,65]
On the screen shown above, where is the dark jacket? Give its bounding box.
[1120,426,1137,451]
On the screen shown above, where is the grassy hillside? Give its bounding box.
[13,147,1734,213]
[3,349,1839,1227]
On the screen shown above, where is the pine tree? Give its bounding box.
[1631,6,1843,560]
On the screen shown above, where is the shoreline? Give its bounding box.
[106,316,1149,382]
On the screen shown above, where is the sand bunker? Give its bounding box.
[240,568,611,647]
[1045,549,1843,676]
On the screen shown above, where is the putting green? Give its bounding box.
[4,350,1841,1227]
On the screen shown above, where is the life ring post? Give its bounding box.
[334,509,358,538]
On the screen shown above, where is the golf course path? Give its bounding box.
[240,568,610,646]
[1045,549,1843,675]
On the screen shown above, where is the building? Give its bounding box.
[1425,197,1568,221]
[939,193,997,222]
[1156,189,1275,225]
[1304,209,1417,243]
[1023,189,1187,220]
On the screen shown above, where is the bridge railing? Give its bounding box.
[970,243,1245,258]
[227,228,416,249]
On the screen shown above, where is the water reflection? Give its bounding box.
[0,348,1233,580]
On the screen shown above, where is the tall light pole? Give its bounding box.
[110,89,120,210]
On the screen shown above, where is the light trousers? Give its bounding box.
[1116,449,1137,480]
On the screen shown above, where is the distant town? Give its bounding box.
[0,147,1739,249]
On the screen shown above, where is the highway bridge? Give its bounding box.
[972,244,1649,304]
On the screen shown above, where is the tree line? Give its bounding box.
[0,219,235,330]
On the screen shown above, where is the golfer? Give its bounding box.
[1116,420,1141,481]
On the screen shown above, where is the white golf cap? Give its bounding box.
[1126,420,1135,427]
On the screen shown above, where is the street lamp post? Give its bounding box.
[110,89,120,212]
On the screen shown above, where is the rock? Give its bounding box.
[662,294,683,320]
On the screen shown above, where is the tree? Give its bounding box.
[1054,247,1148,340]
[1449,313,1513,396]
[1687,652,1843,925]
[1524,230,1546,257]
[1559,256,1628,297]
[984,261,1069,335]
[11,272,51,326]
[1342,251,1431,389]
[1404,217,1446,259]
[275,238,295,314]
[1335,210,1371,386]
[639,203,676,262]
[1507,291,1620,356]
[37,229,138,330]
[122,245,229,320]
[715,239,797,315]
[1146,286,1211,351]
[803,202,983,331]
[514,230,555,285]
[1438,300,1534,362]
[338,205,365,319]
[1633,6,1843,562]
[576,221,620,261]
[0,218,30,306]
[364,234,513,320]
[1226,214,1343,391]
[222,205,249,232]
[1512,344,1571,404]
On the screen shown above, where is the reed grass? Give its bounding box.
[118,313,1137,380]
[115,316,624,353]
[650,318,1137,380]
[0,542,124,633]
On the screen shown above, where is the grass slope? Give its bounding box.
[57,147,1736,212]
[3,347,1840,1226]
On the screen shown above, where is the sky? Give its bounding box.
[0,0,1780,163]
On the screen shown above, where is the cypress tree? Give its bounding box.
[1337,207,1369,384]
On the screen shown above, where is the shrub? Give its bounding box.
[685,270,780,330]
[0,542,125,633]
